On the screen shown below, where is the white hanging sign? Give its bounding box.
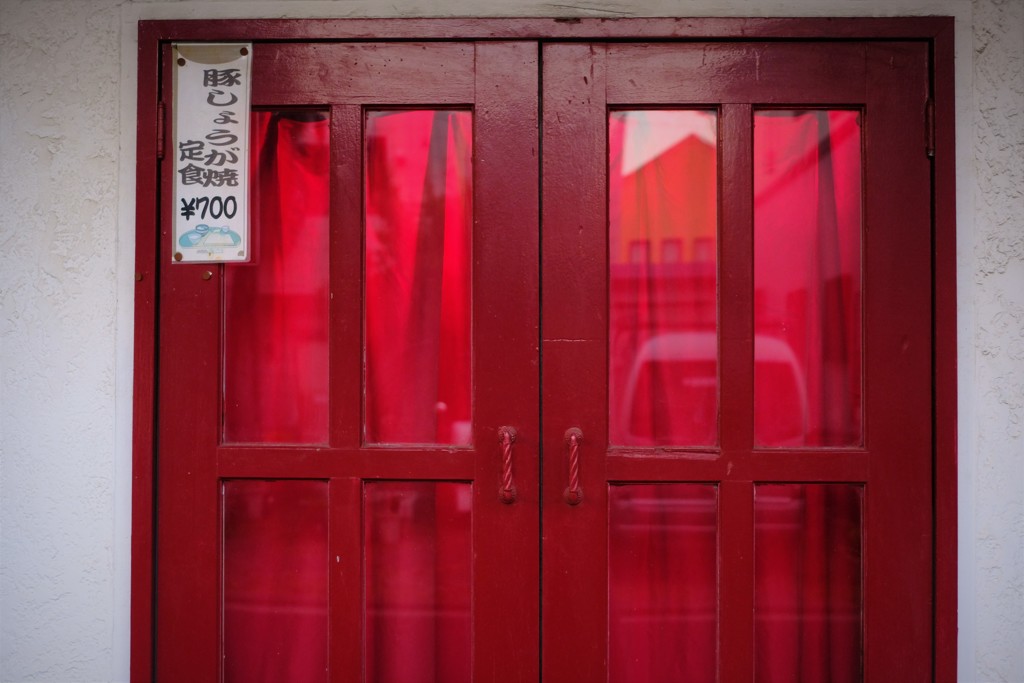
[172,43,252,263]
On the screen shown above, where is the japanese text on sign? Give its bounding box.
[172,43,252,263]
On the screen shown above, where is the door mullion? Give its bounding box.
[719,480,756,681]
[329,104,363,449]
[719,104,755,455]
[718,103,756,681]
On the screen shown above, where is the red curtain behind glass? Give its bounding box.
[755,485,863,683]
[223,480,329,683]
[752,111,864,681]
[224,111,473,681]
[363,111,473,682]
[225,106,861,681]
[754,110,862,447]
[610,110,863,682]
[609,485,717,683]
[608,111,719,447]
[224,111,330,444]
[607,111,719,681]
[365,110,472,446]
[365,482,471,683]
[222,113,332,683]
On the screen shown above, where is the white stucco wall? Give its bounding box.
[1,2,122,681]
[0,0,1020,681]
[964,1,1024,680]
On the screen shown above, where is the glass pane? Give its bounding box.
[755,484,863,683]
[609,484,717,683]
[223,480,328,683]
[754,110,862,447]
[224,111,330,444]
[609,111,719,448]
[365,111,472,446]
[365,482,472,683]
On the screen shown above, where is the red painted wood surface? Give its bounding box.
[253,43,475,105]
[718,104,756,683]
[329,103,364,450]
[139,16,953,42]
[542,42,610,683]
[471,40,541,683]
[862,41,934,680]
[134,17,956,683]
[605,43,867,104]
[541,39,934,682]
[130,20,162,683]
[148,40,539,683]
[932,20,959,683]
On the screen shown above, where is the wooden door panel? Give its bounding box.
[541,40,933,682]
[156,40,539,683]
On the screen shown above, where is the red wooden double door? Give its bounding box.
[155,37,934,682]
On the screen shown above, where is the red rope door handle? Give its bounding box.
[564,428,583,505]
[498,426,517,504]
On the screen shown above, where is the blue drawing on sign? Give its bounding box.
[179,224,241,248]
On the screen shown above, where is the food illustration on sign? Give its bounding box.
[178,224,242,248]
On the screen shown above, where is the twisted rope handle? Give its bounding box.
[499,426,517,504]
[564,428,583,505]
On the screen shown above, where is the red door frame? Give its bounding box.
[133,17,957,682]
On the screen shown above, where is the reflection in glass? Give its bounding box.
[754,110,862,447]
[365,111,473,446]
[223,479,328,683]
[365,481,472,683]
[609,484,717,683]
[608,111,719,448]
[224,111,330,444]
[755,484,863,683]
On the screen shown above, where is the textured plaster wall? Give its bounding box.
[0,0,1020,681]
[0,1,122,681]
[967,0,1024,680]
